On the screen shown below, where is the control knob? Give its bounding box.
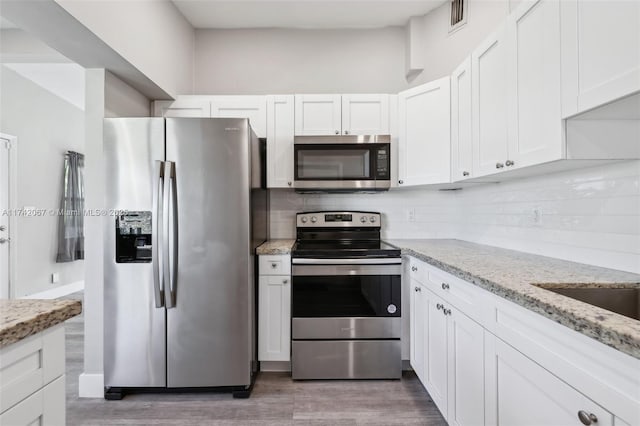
[311,216,317,223]
[360,216,368,223]
[370,216,377,223]
[301,217,308,224]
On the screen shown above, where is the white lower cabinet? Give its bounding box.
[258,254,291,364]
[410,279,485,425]
[407,256,640,426]
[485,335,613,426]
[0,326,66,426]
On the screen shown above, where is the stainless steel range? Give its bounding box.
[291,211,402,380]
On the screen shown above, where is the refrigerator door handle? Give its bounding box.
[163,161,178,308]
[152,160,165,308]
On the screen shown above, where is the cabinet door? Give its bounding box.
[398,77,451,186]
[451,57,473,182]
[561,0,640,116]
[341,94,390,135]
[472,24,509,177]
[507,0,564,169]
[211,96,267,138]
[266,95,295,188]
[294,95,342,136]
[153,98,211,117]
[447,308,484,426]
[424,289,448,417]
[485,336,614,426]
[258,275,291,362]
[409,280,426,382]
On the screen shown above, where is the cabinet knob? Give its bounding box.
[414,286,421,292]
[399,180,404,185]
[441,283,450,290]
[0,238,7,244]
[496,162,504,169]
[282,279,288,284]
[0,225,5,231]
[577,411,598,425]
[287,181,292,186]
[462,171,470,177]
[436,303,443,310]
[411,266,417,272]
[505,160,515,167]
[335,130,340,135]
[271,263,278,268]
[443,308,452,316]
[344,130,349,135]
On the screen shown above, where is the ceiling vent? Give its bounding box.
[449,0,467,33]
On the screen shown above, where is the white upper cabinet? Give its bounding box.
[294,94,390,136]
[294,94,342,135]
[153,98,211,118]
[398,77,451,187]
[341,94,390,135]
[506,0,564,169]
[472,23,510,177]
[266,95,295,188]
[450,57,473,182]
[561,0,640,117]
[211,96,267,138]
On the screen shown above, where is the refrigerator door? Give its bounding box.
[103,118,167,388]
[165,118,253,387]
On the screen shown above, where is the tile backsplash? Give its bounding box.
[270,160,640,273]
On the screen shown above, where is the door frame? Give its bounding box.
[0,133,17,299]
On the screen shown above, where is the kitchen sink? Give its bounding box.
[541,286,640,321]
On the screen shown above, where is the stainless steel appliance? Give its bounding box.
[103,118,268,399]
[293,135,391,192]
[291,211,402,379]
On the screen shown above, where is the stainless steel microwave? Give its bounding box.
[293,135,391,192]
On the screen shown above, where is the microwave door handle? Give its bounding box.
[152,161,165,308]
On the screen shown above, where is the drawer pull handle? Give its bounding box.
[443,308,451,316]
[271,263,278,268]
[441,283,450,290]
[577,411,597,425]
[436,303,443,310]
[282,279,288,284]
[414,286,421,292]
[411,266,417,272]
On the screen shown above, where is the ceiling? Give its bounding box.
[171,0,447,29]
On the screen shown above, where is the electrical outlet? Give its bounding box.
[532,207,542,226]
[408,208,416,222]
[51,273,59,284]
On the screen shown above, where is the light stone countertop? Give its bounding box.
[386,239,640,359]
[256,239,296,255]
[0,299,82,348]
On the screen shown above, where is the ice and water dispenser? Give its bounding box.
[115,211,152,263]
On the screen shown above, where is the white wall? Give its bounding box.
[55,0,195,97]
[105,71,150,118]
[195,27,407,94]
[0,28,71,63]
[271,161,640,274]
[0,64,85,297]
[410,0,511,85]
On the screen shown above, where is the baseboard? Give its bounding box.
[21,280,84,299]
[79,373,104,398]
[259,361,291,372]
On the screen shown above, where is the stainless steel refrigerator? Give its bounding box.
[103,118,267,399]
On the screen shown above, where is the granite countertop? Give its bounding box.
[256,239,296,255]
[0,299,82,348]
[386,239,640,359]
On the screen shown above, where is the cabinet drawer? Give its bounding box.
[0,325,65,413]
[259,255,291,276]
[408,257,430,286]
[423,265,490,326]
[0,375,65,426]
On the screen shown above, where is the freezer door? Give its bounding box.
[103,118,167,388]
[165,118,253,387]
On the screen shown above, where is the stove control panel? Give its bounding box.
[297,211,381,228]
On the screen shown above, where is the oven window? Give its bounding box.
[296,148,370,179]
[292,275,401,317]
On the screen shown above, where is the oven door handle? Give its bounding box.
[292,264,402,276]
[292,258,401,265]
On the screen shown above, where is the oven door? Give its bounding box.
[291,261,401,339]
[293,141,390,190]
